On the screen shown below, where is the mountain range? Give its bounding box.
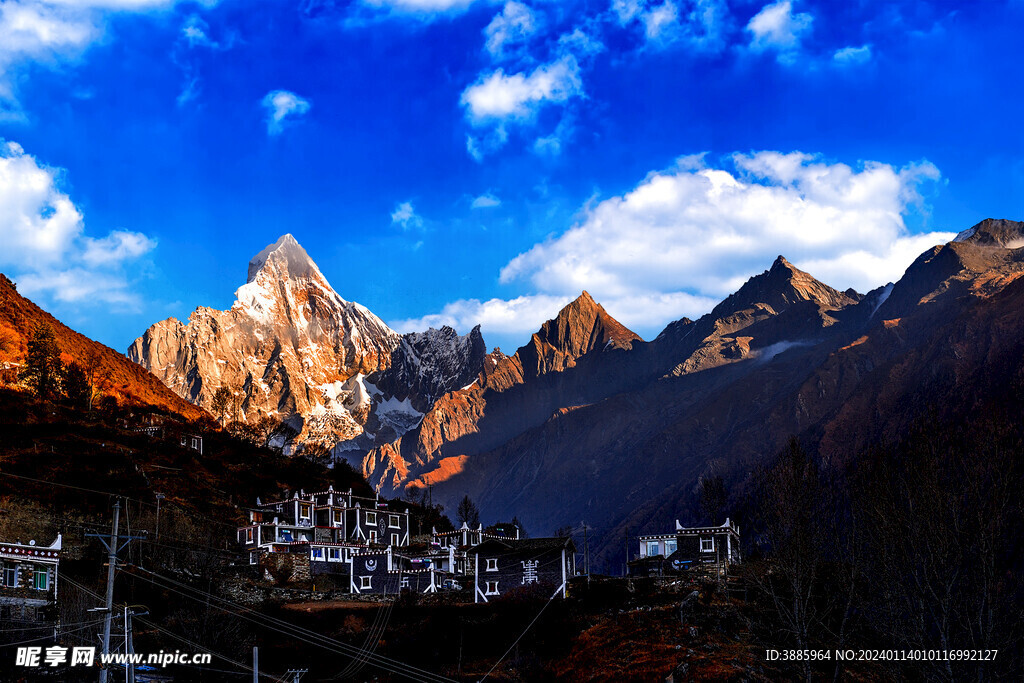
[123,219,1024,566]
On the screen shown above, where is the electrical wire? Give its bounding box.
[128,566,456,683]
[133,567,454,683]
[60,576,285,683]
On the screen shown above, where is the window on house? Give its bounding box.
[486,558,498,571]
[360,576,372,590]
[365,511,377,525]
[328,548,341,561]
[245,528,254,544]
[389,514,400,528]
[391,533,399,547]
[253,512,263,523]
[300,504,312,520]
[280,530,293,542]
[665,540,677,556]
[700,538,714,553]
[485,581,498,596]
[334,511,343,525]
[647,541,660,557]
[33,567,48,590]
[311,547,324,561]
[2,563,16,587]
[249,552,257,565]
[368,530,377,543]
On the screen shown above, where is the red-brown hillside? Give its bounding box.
[0,273,209,421]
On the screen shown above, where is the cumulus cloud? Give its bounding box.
[407,151,955,342]
[484,1,537,59]
[0,140,156,308]
[261,90,311,135]
[461,55,582,123]
[833,44,872,65]
[502,151,950,300]
[746,0,812,64]
[471,193,501,208]
[613,0,728,51]
[391,201,424,230]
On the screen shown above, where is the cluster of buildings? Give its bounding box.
[0,494,743,643]
[237,487,576,601]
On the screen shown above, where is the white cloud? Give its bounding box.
[0,140,156,308]
[501,151,950,303]
[261,90,311,135]
[471,193,501,208]
[833,44,872,65]
[395,151,958,344]
[181,14,214,48]
[613,0,728,51]
[357,0,478,16]
[392,294,573,338]
[484,1,537,59]
[391,201,424,230]
[461,55,582,123]
[642,0,679,41]
[0,0,211,117]
[82,230,157,266]
[746,0,812,64]
[0,141,83,267]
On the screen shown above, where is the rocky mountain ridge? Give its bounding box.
[128,234,485,453]
[127,219,1024,570]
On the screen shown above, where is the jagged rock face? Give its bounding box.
[128,235,485,452]
[362,291,650,491]
[368,325,487,413]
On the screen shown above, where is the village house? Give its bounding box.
[470,537,576,603]
[430,522,521,575]
[631,518,741,576]
[0,535,61,638]
[347,548,456,595]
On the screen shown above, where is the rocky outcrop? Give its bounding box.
[128,235,485,453]
[363,292,646,490]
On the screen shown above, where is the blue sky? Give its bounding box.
[1,0,1022,353]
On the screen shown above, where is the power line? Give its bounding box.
[0,620,105,650]
[133,567,455,683]
[128,566,456,683]
[61,576,284,683]
[478,584,564,682]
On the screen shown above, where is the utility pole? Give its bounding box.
[582,521,590,585]
[154,493,165,541]
[99,499,119,683]
[124,606,147,683]
[253,646,258,683]
[87,499,144,683]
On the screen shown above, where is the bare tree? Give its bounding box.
[456,495,480,528]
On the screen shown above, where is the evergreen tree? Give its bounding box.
[63,361,90,409]
[20,323,62,400]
